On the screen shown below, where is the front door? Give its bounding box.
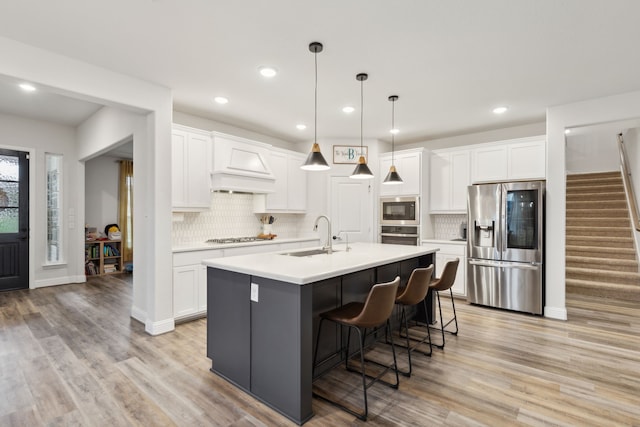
[0,149,29,291]
[330,176,373,243]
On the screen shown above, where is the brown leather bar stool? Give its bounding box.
[312,276,400,421]
[429,258,460,349]
[394,264,435,377]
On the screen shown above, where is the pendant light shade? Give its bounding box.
[350,73,374,180]
[383,95,404,185]
[301,42,330,171]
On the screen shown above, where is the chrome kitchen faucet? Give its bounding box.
[313,215,333,254]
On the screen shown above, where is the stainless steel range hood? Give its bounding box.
[210,132,276,193]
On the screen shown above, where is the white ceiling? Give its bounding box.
[1,0,640,144]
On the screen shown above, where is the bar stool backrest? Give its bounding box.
[396,265,434,306]
[350,276,400,329]
[430,259,460,292]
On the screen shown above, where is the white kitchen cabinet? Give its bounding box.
[422,241,467,297]
[379,149,423,197]
[471,136,546,183]
[172,239,319,322]
[472,145,508,183]
[172,125,212,211]
[430,149,470,213]
[173,249,223,321]
[253,149,307,213]
[508,139,546,180]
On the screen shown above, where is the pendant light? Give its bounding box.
[383,95,403,184]
[301,42,330,171]
[350,73,374,179]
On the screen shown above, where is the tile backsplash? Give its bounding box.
[433,214,467,240]
[172,192,306,245]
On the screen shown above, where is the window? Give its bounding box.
[46,153,63,263]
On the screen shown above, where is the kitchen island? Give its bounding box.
[203,242,438,424]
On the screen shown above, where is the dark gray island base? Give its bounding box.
[206,247,435,424]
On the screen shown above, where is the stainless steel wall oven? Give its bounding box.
[380,225,420,246]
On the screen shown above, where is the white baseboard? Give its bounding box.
[33,275,86,288]
[130,305,146,324]
[145,317,175,335]
[544,305,567,320]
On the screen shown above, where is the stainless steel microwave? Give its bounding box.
[380,196,420,225]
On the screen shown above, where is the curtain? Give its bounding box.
[118,160,134,263]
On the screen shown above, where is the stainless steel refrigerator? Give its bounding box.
[467,181,545,315]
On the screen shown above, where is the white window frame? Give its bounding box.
[45,153,64,265]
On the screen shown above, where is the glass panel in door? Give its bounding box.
[505,189,538,250]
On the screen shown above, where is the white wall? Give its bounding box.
[566,132,620,174]
[547,90,640,321]
[401,122,546,150]
[0,112,83,288]
[1,36,174,336]
[622,127,640,256]
[173,111,300,152]
[84,155,119,233]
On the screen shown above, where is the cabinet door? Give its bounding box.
[186,132,212,209]
[398,153,421,196]
[173,265,199,318]
[430,152,450,211]
[472,145,508,183]
[287,154,307,211]
[508,139,546,180]
[378,156,394,196]
[171,130,188,208]
[450,151,470,211]
[436,253,466,297]
[197,265,207,312]
[266,151,288,210]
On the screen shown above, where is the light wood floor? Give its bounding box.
[1,275,639,426]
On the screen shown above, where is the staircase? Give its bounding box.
[566,171,640,301]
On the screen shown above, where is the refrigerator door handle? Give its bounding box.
[468,259,540,270]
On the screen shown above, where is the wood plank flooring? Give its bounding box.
[1,275,638,426]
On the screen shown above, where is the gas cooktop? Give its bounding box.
[206,237,267,244]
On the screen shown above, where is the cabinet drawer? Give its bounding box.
[173,249,223,267]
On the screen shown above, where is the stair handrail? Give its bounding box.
[617,133,640,231]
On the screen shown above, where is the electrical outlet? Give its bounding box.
[251,283,259,302]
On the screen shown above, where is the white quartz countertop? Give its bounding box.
[202,242,439,285]
[173,237,319,253]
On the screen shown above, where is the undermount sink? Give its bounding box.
[282,248,341,257]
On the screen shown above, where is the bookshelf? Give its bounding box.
[85,240,123,276]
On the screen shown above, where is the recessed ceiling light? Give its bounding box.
[213,96,229,105]
[296,124,307,130]
[390,128,399,135]
[259,66,277,78]
[564,129,571,134]
[493,106,508,114]
[19,83,36,92]
[342,106,355,114]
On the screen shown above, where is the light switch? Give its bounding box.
[251,283,259,302]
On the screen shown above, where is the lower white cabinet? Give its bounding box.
[173,249,223,321]
[172,239,320,322]
[423,241,467,297]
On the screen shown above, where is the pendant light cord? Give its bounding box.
[314,49,318,144]
[391,98,395,164]
[360,78,364,152]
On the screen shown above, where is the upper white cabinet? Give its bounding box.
[508,139,546,180]
[430,149,470,213]
[253,149,307,213]
[379,149,424,197]
[471,136,545,183]
[172,125,212,211]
